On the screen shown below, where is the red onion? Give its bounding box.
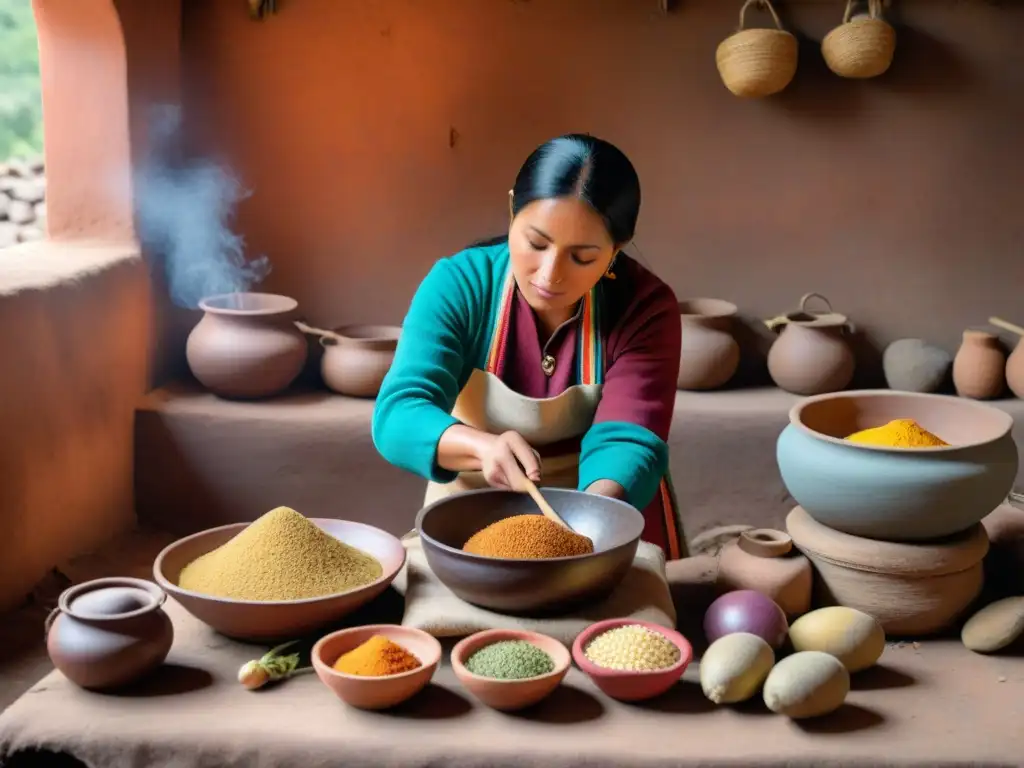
[703,590,788,649]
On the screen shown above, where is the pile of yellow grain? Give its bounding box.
[845,418,949,448]
[178,506,382,601]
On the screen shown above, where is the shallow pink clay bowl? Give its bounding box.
[452,629,571,711]
[153,519,406,641]
[312,625,441,710]
[572,618,692,702]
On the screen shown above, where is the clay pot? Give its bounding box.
[766,293,855,396]
[882,338,952,393]
[717,529,812,618]
[321,324,401,398]
[952,330,1006,400]
[46,577,174,690]
[787,506,988,636]
[186,292,308,399]
[676,299,741,390]
[1006,337,1024,399]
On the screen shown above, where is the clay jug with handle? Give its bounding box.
[676,298,741,390]
[766,293,856,396]
[952,330,1006,400]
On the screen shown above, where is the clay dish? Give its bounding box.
[415,488,644,614]
[312,624,441,710]
[777,390,1018,540]
[451,629,571,711]
[153,519,405,641]
[572,618,692,702]
[320,324,402,398]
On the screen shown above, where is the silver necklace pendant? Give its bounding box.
[541,355,556,376]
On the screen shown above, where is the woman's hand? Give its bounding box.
[478,430,542,491]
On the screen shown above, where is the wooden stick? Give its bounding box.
[294,321,344,342]
[518,476,572,530]
[989,316,1024,337]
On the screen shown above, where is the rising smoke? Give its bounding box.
[133,105,271,309]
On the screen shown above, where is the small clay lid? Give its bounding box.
[786,506,989,577]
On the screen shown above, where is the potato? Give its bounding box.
[961,597,1024,654]
[788,606,885,672]
[762,651,849,719]
[700,632,775,704]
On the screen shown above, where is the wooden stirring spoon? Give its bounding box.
[516,474,573,531]
[990,316,1024,337]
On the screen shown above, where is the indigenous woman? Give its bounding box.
[372,134,685,559]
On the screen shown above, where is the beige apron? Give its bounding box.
[422,368,602,506]
[407,265,685,558]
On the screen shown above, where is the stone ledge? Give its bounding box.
[0,239,141,296]
[135,381,1024,548]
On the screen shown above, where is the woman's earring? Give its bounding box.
[604,254,618,280]
[508,190,514,226]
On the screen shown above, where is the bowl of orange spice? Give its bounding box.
[312,624,441,710]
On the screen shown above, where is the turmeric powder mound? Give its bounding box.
[178,506,383,601]
[845,418,950,448]
[332,634,421,677]
[463,514,595,559]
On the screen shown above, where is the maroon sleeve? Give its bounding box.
[593,277,681,441]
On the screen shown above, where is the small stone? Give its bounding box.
[7,159,34,179]
[17,226,43,243]
[34,201,46,224]
[11,179,45,204]
[7,159,33,179]
[961,596,1024,654]
[0,176,15,194]
[0,222,19,248]
[7,200,34,225]
[883,338,953,393]
[0,192,10,218]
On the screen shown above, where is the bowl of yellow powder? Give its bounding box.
[312,624,441,710]
[571,619,692,702]
[153,507,406,641]
[777,390,1018,540]
[415,488,645,614]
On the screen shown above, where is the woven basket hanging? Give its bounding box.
[716,0,798,98]
[821,0,896,79]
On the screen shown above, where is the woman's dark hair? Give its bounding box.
[471,134,641,248]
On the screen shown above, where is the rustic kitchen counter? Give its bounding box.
[1,597,1022,768]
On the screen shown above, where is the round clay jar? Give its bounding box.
[46,577,174,690]
[952,330,1006,400]
[676,299,741,391]
[786,506,988,636]
[186,293,308,399]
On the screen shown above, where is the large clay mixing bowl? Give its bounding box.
[415,488,644,614]
[777,390,1018,541]
[153,519,406,641]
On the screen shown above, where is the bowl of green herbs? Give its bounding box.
[451,628,570,711]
